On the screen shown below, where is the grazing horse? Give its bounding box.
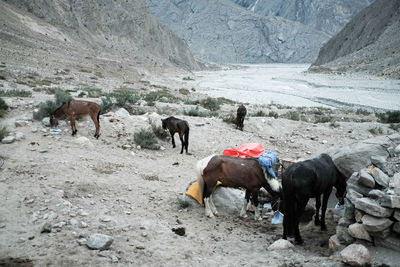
[161,116,189,154]
[50,100,101,138]
[282,153,347,244]
[236,104,247,131]
[196,155,281,220]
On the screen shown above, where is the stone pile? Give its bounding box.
[332,147,400,252]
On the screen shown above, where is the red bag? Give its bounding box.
[223,143,265,158]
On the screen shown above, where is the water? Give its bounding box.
[193,64,400,110]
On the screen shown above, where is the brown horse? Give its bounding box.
[236,104,247,131]
[50,100,101,138]
[161,116,189,154]
[196,155,281,220]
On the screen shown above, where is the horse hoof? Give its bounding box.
[314,220,320,226]
[295,238,304,245]
[321,225,327,231]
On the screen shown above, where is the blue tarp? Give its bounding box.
[257,150,278,178]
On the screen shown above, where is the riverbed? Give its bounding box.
[193,64,400,111]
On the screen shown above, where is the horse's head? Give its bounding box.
[161,118,167,129]
[335,170,347,205]
[50,114,58,128]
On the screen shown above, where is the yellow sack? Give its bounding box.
[185,181,222,206]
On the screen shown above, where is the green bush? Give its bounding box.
[54,90,72,105]
[251,110,267,117]
[315,116,333,123]
[83,87,103,98]
[330,121,340,128]
[0,126,9,140]
[143,90,179,103]
[268,111,279,119]
[389,123,400,131]
[376,111,400,123]
[33,100,59,120]
[134,128,160,150]
[287,111,300,121]
[184,107,208,117]
[369,127,383,135]
[201,97,220,111]
[356,108,371,116]
[0,97,8,117]
[100,95,113,114]
[179,88,190,95]
[0,89,32,97]
[222,114,236,124]
[113,89,139,108]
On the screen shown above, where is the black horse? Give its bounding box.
[282,153,347,244]
[161,116,189,154]
[236,104,247,131]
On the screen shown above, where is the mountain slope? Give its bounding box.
[310,0,400,79]
[232,0,374,36]
[1,0,202,72]
[143,0,329,64]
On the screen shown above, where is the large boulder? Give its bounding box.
[353,197,393,218]
[340,244,371,266]
[361,214,393,232]
[328,134,400,178]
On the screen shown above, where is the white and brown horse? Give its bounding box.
[196,154,281,220]
[50,100,101,138]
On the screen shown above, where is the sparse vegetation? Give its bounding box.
[268,111,279,119]
[184,107,208,117]
[182,76,194,81]
[100,95,113,114]
[33,90,71,120]
[150,120,169,140]
[134,128,160,150]
[250,110,267,117]
[356,108,371,116]
[0,89,32,97]
[369,126,383,135]
[178,197,191,209]
[330,121,340,128]
[389,123,400,131]
[315,116,333,123]
[113,88,140,109]
[287,111,300,121]
[201,97,220,111]
[222,114,236,124]
[82,87,103,98]
[0,97,8,117]
[0,126,9,140]
[179,88,190,95]
[376,111,400,123]
[143,90,180,103]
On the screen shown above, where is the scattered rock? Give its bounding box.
[348,223,372,242]
[14,131,24,141]
[74,136,94,149]
[1,135,15,144]
[358,169,375,188]
[329,234,343,252]
[15,120,27,127]
[340,244,371,266]
[86,233,113,250]
[172,227,185,236]
[42,117,50,127]
[41,222,52,233]
[268,239,294,250]
[370,167,390,188]
[115,108,130,118]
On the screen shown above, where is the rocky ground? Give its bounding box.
[1,60,400,266]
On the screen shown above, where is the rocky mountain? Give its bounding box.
[232,0,374,36]
[143,0,329,63]
[0,0,202,73]
[310,0,400,79]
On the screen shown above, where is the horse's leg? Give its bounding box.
[294,197,308,245]
[209,194,218,216]
[169,130,176,148]
[252,191,262,221]
[203,180,215,218]
[314,194,321,226]
[179,133,184,154]
[69,115,77,135]
[320,188,332,231]
[240,191,251,218]
[90,112,100,139]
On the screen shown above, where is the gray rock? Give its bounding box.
[86,233,113,250]
[361,214,393,232]
[15,120,27,127]
[358,169,375,188]
[370,167,390,188]
[348,223,372,242]
[343,198,355,220]
[394,144,400,155]
[115,108,130,118]
[369,227,391,239]
[338,217,354,227]
[394,210,400,221]
[371,155,387,170]
[346,188,363,203]
[268,239,294,250]
[336,226,355,245]
[374,234,400,252]
[355,209,365,223]
[379,194,400,209]
[2,135,15,144]
[347,175,371,196]
[368,189,385,199]
[41,222,52,233]
[393,222,400,234]
[329,234,343,252]
[340,244,371,266]
[14,131,24,141]
[42,117,50,127]
[389,173,400,188]
[354,197,393,218]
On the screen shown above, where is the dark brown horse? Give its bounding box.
[282,153,347,244]
[236,104,247,131]
[50,100,101,138]
[196,154,281,220]
[161,116,189,154]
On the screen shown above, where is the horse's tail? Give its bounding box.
[97,109,100,125]
[196,154,215,205]
[282,170,296,237]
[184,126,189,152]
[261,166,282,195]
